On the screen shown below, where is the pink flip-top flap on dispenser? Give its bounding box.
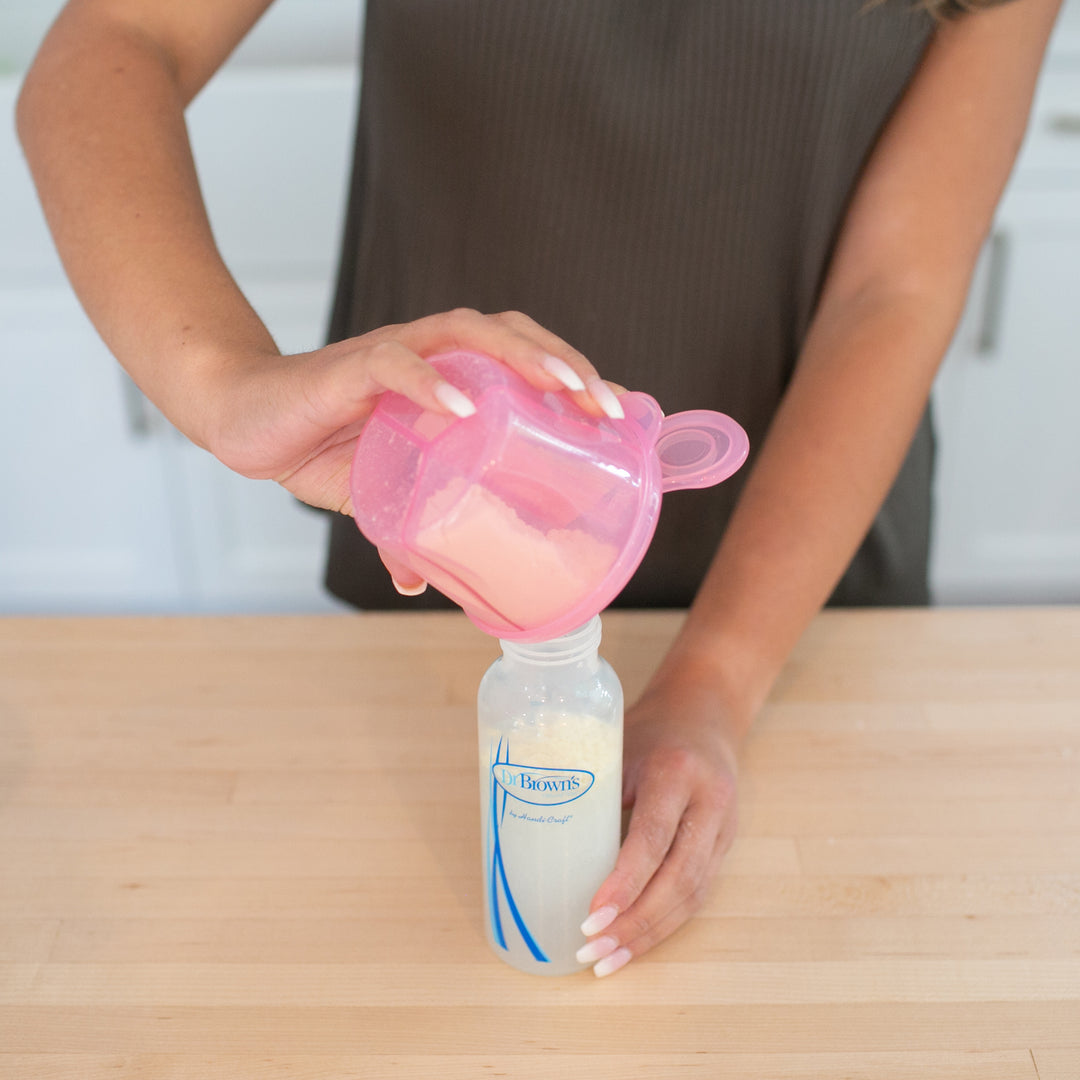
[619,393,749,493]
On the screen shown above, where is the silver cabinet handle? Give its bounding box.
[120,371,157,437]
[1048,113,1080,135]
[976,231,1010,360]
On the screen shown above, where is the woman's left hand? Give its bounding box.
[576,673,741,977]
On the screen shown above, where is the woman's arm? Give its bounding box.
[582,0,1064,975]
[16,0,282,450]
[16,0,611,520]
[669,0,1064,727]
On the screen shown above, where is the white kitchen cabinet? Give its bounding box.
[0,67,358,613]
[0,288,185,612]
[169,282,351,614]
[0,272,348,614]
[170,69,360,614]
[929,60,1080,604]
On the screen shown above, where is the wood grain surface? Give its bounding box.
[0,609,1078,1079]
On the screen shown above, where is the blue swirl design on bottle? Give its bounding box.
[487,737,549,962]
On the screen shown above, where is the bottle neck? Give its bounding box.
[499,616,602,668]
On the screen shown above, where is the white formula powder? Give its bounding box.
[416,480,618,628]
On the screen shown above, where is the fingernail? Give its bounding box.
[392,578,428,596]
[542,355,587,392]
[593,946,632,978]
[580,904,618,936]
[587,378,625,420]
[433,381,476,418]
[575,935,618,965]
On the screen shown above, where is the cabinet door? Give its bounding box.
[0,68,356,614]
[0,78,183,613]
[168,281,345,613]
[167,69,358,612]
[931,189,1080,603]
[0,289,185,612]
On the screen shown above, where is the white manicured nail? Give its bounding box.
[433,381,476,418]
[392,578,428,596]
[580,904,618,936]
[542,355,587,392]
[587,378,625,420]
[575,935,618,965]
[593,946,632,978]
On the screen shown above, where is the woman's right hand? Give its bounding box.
[205,307,624,561]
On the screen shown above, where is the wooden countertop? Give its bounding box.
[1,608,1078,1079]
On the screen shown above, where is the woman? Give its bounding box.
[16,0,1062,976]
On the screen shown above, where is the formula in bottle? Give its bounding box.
[478,616,623,975]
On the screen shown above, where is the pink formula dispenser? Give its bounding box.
[350,351,748,641]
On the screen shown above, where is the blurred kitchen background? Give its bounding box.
[1,0,1078,614]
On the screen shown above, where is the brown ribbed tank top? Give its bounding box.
[324,0,936,612]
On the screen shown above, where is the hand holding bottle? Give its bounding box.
[577,671,741,977]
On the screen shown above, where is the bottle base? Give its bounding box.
[486,941,589,977]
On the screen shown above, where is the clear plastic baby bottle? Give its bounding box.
[477,616,623,975]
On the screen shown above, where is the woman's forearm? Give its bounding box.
[657,281,967,732]
[15,5,277,450]
[658,0,1060,737]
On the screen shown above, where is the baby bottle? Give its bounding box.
[477,616,623,976]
